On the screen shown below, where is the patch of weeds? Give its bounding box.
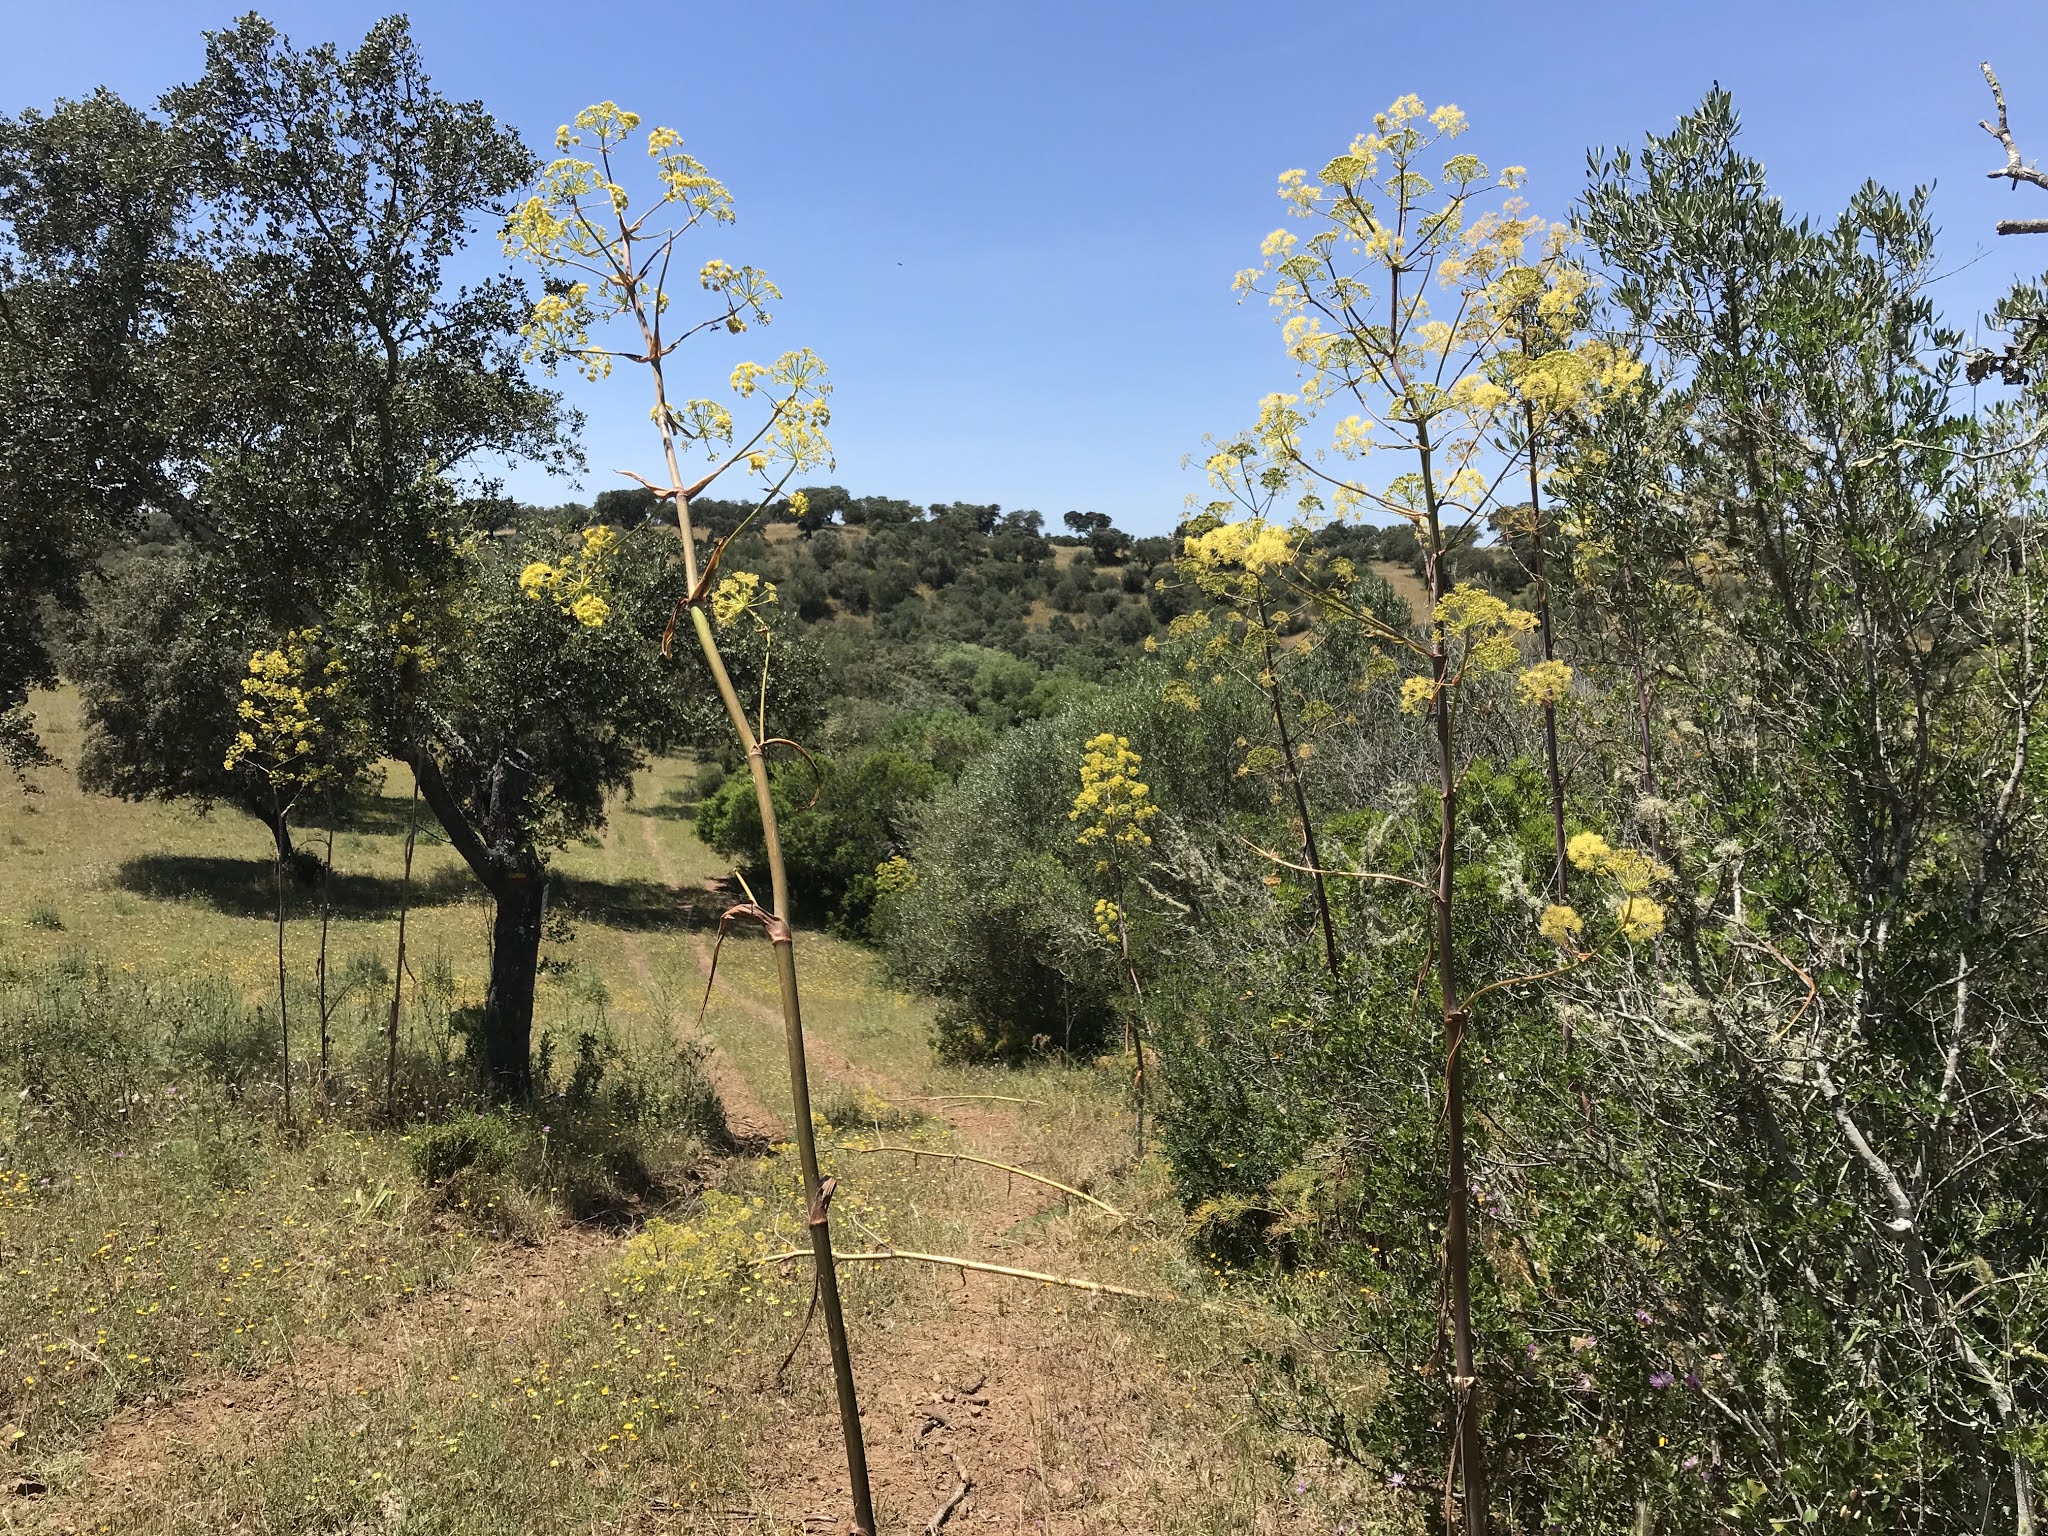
[812,1083,925,1135]
[159,1115,263,1194]
[408,1027,726,1227]
[0,1117,457,1459]
[24,902,62,931]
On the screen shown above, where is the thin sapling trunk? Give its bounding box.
[271,787,294,1127]
[1521,392,1570,903]
[387,772,420,1120]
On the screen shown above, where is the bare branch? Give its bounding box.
[1982,63,2048,197]
[840,1143,1125,1220]
[753,1246,1183,1302]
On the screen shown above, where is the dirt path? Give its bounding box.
[613,813,785,1147]
[623,812,1217,1533]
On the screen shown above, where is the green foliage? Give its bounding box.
[696,744,943,937]
[0,89,184,765]
[881,654,1277,1059]
[1136,89,2048,1535]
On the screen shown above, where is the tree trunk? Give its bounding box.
[405,745,547,1102]
[254,801,298,873]
[481,876,544,1101]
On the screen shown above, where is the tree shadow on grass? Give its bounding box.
[633,787,701,822]
[117,856,730,934]
[115,854,478,921]
[552,874,722,933]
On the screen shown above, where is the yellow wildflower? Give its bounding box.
[1613,896,1667,942]
[1538,904,1584,948]
[1518,659,1573,707]
[1565,831,1611,871]
[710,571,777,629]
[1072,733,1159,852]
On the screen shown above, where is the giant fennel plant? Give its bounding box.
[503,103,872,1534]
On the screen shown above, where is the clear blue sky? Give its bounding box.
[8,2,2048,532]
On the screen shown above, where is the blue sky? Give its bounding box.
[8,2,2048,532]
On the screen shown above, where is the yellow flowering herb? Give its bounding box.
[1538,903,1585,947]
[521,526,618,628]
[1565,831,1612,871]
[1613,896,1667,942]
[1092,897,1123,944]
[1071,733,1159,853]
[1518,659,1573,707]
[222,629,355,792]
[710,570,777,630]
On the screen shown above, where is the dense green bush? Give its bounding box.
[880,562,1414,1061]
[695,745,943,938]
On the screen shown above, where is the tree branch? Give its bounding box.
[402,746,503,893]
[839,1144,1125,1220]
[1982,63,2048,197]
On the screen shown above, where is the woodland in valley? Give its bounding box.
[6,13,2048,1534]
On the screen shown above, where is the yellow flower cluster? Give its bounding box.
[1092,897,1123,943]
[1398,674,1439,717]
[617,1192,781,1292]
[872,854,917,898]
[1517,658,1574,707]
[1538,903,1586,948]
[223,630,351,788]
[1565,831,1673,942]
[1182,517,1297,580]
[503,104,745,383]
[709,570,777,630]
[1435,582,1539,672]
[520,525,619,629]
[1071,733,1159,855]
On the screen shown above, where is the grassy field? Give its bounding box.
[0,688,1386,1535]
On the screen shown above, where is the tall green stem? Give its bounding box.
[1416,413,1486,1536]
[271,789,294,1127]
[1520,388,1569,904]
[593,143,875,1530]
[685,602,875,1536]
[386,771,420,1121]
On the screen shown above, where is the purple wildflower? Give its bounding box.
[1634,1308,1652,1325]
[1526,1342,1540,1360]
[1386,1471,1406,1487]
[1684,1371,1701,1389]
[1649,1370,1675,1390]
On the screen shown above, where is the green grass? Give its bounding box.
[0,685,1389,1534]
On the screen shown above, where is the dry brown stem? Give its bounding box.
[755,1247,1179,1302]
[840,1143,1124,1220]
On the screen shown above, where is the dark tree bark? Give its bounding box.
[406,743,547,1101]
[482,877,544,1099]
